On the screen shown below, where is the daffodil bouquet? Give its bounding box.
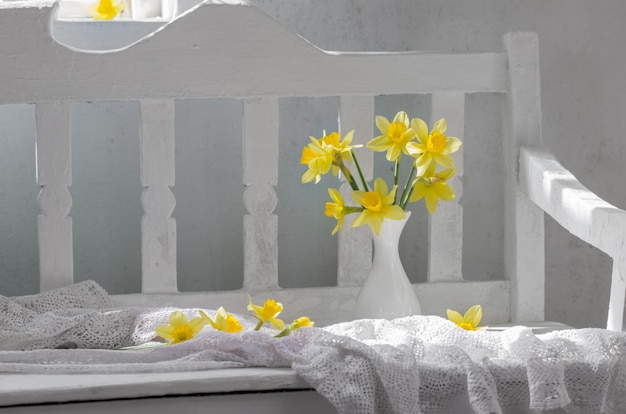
[301,111,462,235]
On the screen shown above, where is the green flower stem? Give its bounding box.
[344,206,364,215]
[351,150,369,192]
[401,181,417,210]
[399,164,416,208]
[393,159,400,204]
[254,320,265,331]
[274,328,291,338]
[341,164,360,191]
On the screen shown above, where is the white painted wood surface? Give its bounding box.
[36,103,74,292]
[502,32,546,323]
[337,96,374,287]
[0,367,310,407]
[427,92,465,282]
[140,100,177,293]
[243,97,279,290]
[520,145,626,330]
[111,280,511,327]
[0,4,507,105]
[1,390,337,414]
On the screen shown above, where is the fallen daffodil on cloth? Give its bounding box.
[200,307,242,333]
[247,296,285,331]
[446,305,485,331]
[154,311,204,344]
[274,316,315,338]
[300,111,462,235]
[153,300,312,344]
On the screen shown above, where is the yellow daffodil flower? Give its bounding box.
[406,118,462,175]
[446,305,485,331]
[409,166,456,213]
[247,296,285,331]
[366,111,416,162]
[301,131,362,185]
[154,311,204,345]
[289,316,314,330]
[325,188,346,235]
[274,316,315,338]
[88,0,125,20]
[300,139,333,184]
[351,178,406,235]
[200,307,242,333]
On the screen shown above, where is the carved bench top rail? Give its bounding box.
[0,2,507,105]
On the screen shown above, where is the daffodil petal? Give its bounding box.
[464,305,483,327]
[352,190,366,205]
[409,181,427,202]
[368,216,384,235]
[351,210,369,228]
[433,118,447,133]
[433,154,455,169]
[375,116,390,135]
[446,309,464,325]
[387,145,402,162]
[393,111,410,126]
[411,118,429,144]
[301,169,318,184]
[424,192,439,213]
[433,183,455,201]
[437,167,456,180]
[405,141,425,156]
[270,318,285,330]
[170,311,187,327]
[154,325,174,340]
[382,205,406,220]
[445,137,462,154]
[366,135,391,152]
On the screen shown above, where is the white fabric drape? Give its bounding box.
[1,280,625,414]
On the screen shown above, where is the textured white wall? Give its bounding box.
[0,0,624,329]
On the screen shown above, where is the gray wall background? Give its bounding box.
[1,0,624,329]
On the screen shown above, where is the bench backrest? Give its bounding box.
[0,1,546,326]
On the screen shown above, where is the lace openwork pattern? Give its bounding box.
[1,280,625,414]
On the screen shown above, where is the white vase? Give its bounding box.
[354,211,422,319]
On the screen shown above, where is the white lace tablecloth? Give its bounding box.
[1,280,625,414]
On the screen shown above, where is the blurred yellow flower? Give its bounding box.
[200,307,242,333]
[351,178,406,235]
[300,138,333,184]
[322,130,361,164]
[409,166,456,213]
[325,188,346,235]
[89,0,125,20]
[289,316,314,330]
[406,118,462,175]
[274,316,315,338]
[367,111,416,161]
[154,311,204,345]
[247,296,285,330]
[446,305,485,331]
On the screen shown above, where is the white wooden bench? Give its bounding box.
[1,1,626,412]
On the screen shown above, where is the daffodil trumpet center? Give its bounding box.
[361,192,383,212]
[173,325,194,342]
[388,122,407,143]
[458,322,474,331]
[427,131,447,153]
